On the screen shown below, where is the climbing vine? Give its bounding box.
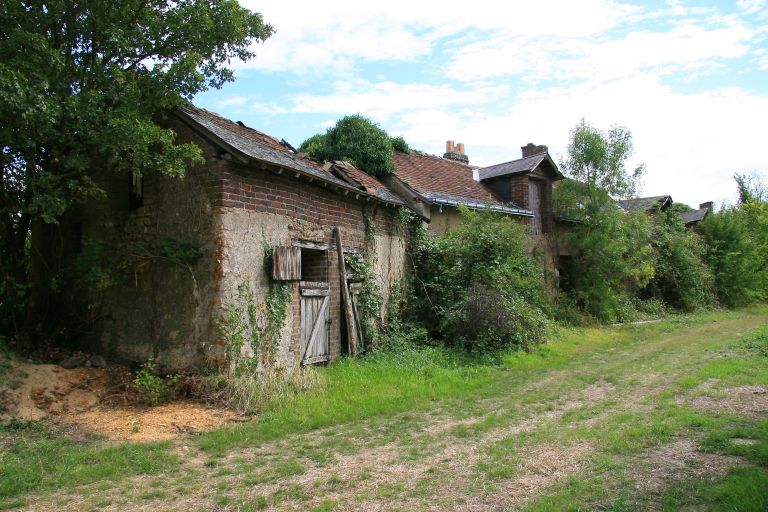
[345,252,383,350]
[220,243,292,374]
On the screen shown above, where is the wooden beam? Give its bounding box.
[334,227,359,356]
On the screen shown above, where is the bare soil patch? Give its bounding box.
[1,360,238,441]
[686,385,768,419]
[632,438,744,493]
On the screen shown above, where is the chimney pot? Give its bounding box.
[443,139,469,164]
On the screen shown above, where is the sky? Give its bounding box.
[194,0,768,208]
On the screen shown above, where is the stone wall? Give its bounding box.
[77,131,222,370]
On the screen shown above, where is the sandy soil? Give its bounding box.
[1,360,238,441]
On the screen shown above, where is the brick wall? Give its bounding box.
[510,174,530,209]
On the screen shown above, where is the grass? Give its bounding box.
[198,345,497,455]
[0,421,176,509]
[3,305,768,510]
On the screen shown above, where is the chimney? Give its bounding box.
[699,201,713,211]
[444,139,469,164]
[522,143,548,158]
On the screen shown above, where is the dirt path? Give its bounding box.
[17,313,768,512]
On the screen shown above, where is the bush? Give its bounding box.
[411,206,549,352]
[132,360,181,406]
[299,115,395,178]
[557,208,655,323]
[700,203,768,307]
[645,209,715,311]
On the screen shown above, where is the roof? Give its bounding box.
[328,161,404,205]
[392,151,531,216]
[477,153,564,181]
[617,195,673,212]
[174,105,402,206]
[680,208,709,225]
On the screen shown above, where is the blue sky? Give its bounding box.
[195,0,768,208]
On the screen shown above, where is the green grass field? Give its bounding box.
[2,306,767,511]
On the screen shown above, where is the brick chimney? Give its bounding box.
[444,140,469,164]
[522,143,548,158]
[699,201,713,211]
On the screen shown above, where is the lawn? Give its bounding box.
[2,306,767,511]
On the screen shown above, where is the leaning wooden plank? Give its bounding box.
[334,227,359,356]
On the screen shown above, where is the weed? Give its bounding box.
[132,359,181,406]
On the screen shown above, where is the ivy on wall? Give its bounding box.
[219,243,292,373]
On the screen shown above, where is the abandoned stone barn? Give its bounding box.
[72,105,407,372]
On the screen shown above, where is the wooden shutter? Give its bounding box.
[272,246,301,280]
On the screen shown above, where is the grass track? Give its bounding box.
[2,306,767,511]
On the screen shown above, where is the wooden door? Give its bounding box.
[301,288,330,365]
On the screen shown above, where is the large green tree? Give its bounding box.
[0,1,272,335]
[554,120,654,322]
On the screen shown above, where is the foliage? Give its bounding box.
[560,207,654,322]
[131,359,181,406]
[299,115,396,178]
[734,172,767,204]
[0,0,273,337]
[410,206,549,352]
[700,181,768,307]
[554,120,657,322]
[390,136,410,154]
[345,253,383,350]
[559,119,645,205]
[644,210,715,311]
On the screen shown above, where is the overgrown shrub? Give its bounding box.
[411,206,549,352]
[645,209,715,311]
[700,199,768,307]
[299,115,395,178]
[557,207,654,323]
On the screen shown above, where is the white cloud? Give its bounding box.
[737,0,767,14]
[388,76,768,207]
[291,80,508,121]
[238,0,635,73]
[446,21,753,82]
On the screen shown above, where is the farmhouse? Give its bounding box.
[68,105,407,372]
[388,141,567,287]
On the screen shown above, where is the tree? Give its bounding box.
[701,174,768,307]
[558,119,645,209]
[0,1,272,335]
[299,115,395,178]
[554,120,653,322]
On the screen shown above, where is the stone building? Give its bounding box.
[72,105,407,372]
